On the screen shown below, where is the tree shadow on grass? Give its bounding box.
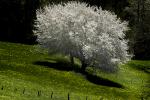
[128,63,150,73]
[34,61,73,71]
[34,60,81,72]
[84,72,124,88]
[34,60,124,88]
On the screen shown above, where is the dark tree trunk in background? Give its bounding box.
[70,55,74,67]
[81,61,87,73]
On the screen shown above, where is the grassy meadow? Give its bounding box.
[0,41,149,100]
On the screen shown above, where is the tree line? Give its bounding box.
[0,0,149,59]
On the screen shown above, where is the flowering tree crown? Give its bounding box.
[35,1,132,72]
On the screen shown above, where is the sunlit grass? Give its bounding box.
[0,41,149,100]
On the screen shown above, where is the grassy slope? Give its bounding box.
[0,41,149,100]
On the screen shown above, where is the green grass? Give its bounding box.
[0,41,149,100]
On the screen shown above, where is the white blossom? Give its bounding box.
[35,1,132,72]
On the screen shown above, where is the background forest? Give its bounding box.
[0,0,150,60]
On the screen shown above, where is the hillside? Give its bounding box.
[0,42,149,100]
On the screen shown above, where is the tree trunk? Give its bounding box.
[137,0,140,22]
[70,55,74,67]
[81,61,87,73]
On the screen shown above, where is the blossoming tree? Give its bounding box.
[35,1,132,72]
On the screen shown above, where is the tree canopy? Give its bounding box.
[35,2,131,72]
